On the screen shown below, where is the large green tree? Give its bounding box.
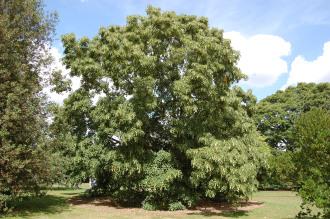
[255,83,330,189]
[51,7,268,210]
[0,0,56,212]
[255,82,330,151]
[293,108,330,218]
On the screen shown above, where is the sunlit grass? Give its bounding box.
[2,186,304,219]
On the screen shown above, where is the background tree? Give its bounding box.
[255,82,330,151]
[0,0,56,212]
[51,6,269,210]
[257,150,296,190]
[293,108,330,218]
[254,83,330,189]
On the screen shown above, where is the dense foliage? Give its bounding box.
[293,109,330,218]
[257,150,296,190]
[1,0,328,216]
[0,0,56,212]
[255,82,330,151]
[50,7,269,210]
[255,83,330,189]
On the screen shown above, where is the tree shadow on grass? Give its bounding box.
[48,187,77,191]
[3,195,70,218]
[69,195,262,218]
[69,196,122,208]
[188,209,249,218]
[187,201,263,218]
[61,192,83,196]
[282,217,320,219]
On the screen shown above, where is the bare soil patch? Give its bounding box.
[68,196,263,217]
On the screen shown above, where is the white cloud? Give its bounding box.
[43,47,81,104]
[224,31,291,87]
[283,41,330,88]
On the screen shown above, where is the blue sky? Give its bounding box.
[45,0,330,100]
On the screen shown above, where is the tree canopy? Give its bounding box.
[0,0,57,212]
[255,83,330,190]
[293,108,330,218]
[50,6,268,210]
[255,82,330,151]
[1,1,329,216]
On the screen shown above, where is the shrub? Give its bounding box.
[293,108,330,218]
[169,201,186,211]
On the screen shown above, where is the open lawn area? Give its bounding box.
[2,185,302,219]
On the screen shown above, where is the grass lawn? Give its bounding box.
[2,185,303,219]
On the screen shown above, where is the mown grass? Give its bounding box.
[2,185,304,219]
